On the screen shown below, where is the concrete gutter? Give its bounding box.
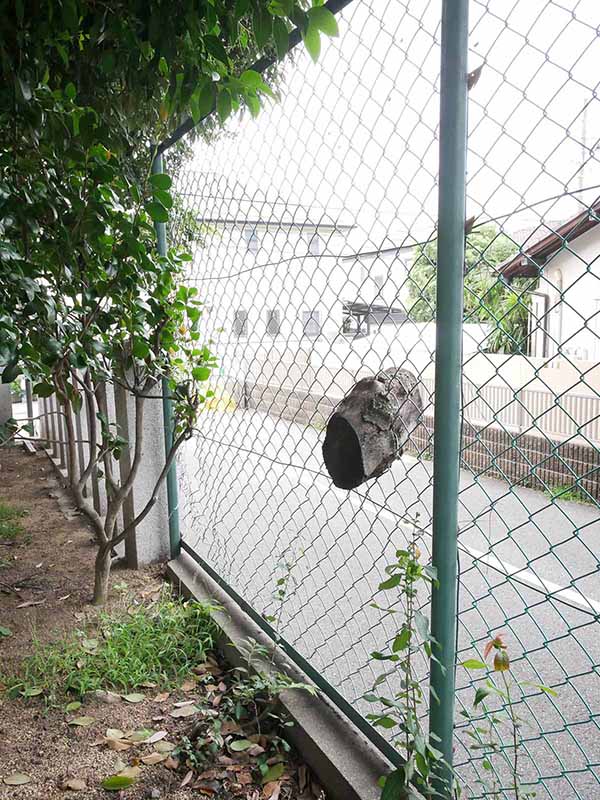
[167,550,395,800]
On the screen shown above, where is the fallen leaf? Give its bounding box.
[153,692,170,703]
[81,638,99,651]
[101,775,136,791]
[263,782,281,800]
[220,720,240,735]
[169,704,199,718]
[146,730,168,744]
[65,701,81,713]
[68,716,95,727]
[141,752,167,765]
[125,729,152,743]
[106,739,131,752]
[123,692,145,704]
[106,729,125,741]
[262,764,284,784]
[164,756,179,770]
[248,744,265,756]
[230,739,253,752]
[118,766,141,779]
[3,773,31,786]
[16,599,45,608]
[180,770,194,787]
[0,626,12,637]
[181,679,196,692]
[22,687,44,697]
[58,594,71,601]
[139,680,157,688]
[298,764,308,793]
[238,772,253,785]
[61,777,86,791]
[173,699,196,708]
[154,741,175,753]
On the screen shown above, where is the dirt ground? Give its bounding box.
[0,446,319,800]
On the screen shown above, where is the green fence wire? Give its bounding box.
[161,1,600,797]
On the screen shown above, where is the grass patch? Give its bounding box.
[545,482,594,505]
[0,501,25,540]
[4,592,219,703]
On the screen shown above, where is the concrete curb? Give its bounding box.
[167,550,394,800]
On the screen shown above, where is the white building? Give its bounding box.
[500,200,600,361]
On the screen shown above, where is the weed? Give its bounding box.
[0,501,25,541]
[544,482,593,504]
[3,591,219,703]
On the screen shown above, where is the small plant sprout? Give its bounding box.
[364,518,448,798]
[461,633,557,800]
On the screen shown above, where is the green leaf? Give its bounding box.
[302,23,321,62]
[22,687,44,697]
[101,775,136,791]
[273,18,289,59]
[1,360,20,384]
[33,382,54,398]
[64,82,76,100]
[253,6,273,49]
[521,681,558,697]
[158,56,169,77]
[216,89,232,123]
[373,715,396,729]
[205,35,229,64]
[378,574,401,591]
[65,701,81,712]
[0,625,12,637]
[461,659,488,670]
[474,687,493,707]
[123,692,145,703]
[192,366,211,381]
[230,739,253,751]
[154,189,173,209]
[381,769,406,800]
[190,81,216,123]
[68,715,95,726]
[145,202,168,223]
[392,627,411,652]
[149,173,172,190]
[308,6,339,37]
[261,763,284,784]
[132,339,150,360]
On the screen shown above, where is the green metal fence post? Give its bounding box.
[151,151,181,559]
[429,0,469,794]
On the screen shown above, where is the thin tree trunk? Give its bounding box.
[93,543,112,606]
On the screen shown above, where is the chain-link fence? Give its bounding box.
[165,1,600,797]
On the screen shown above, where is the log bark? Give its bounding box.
[322,367,423,490]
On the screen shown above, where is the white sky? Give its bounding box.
[189,0,600,251]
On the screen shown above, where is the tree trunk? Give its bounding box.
[93,543,112,606]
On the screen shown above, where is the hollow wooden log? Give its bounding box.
[322,367,423,490]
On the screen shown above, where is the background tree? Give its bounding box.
[0,0,339,603]
[407,224,535,353]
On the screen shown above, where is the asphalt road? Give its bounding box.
[178,409,600,799]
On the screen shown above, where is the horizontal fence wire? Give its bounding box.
[167,1,600,797]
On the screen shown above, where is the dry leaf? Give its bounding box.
[181,679,196,692]
[180,770,194,788]
[164,756,180,770]
[106,728,125,740]
[141,752,167,765]
[153,692,170,703]
[126,729,153,743]
[16,599,45,608]
[68,716,95,727]
[169,704,199,718]
[263,781,281,800]
[58,594,71,601]
[145,730,168,744]
[154,741,176,754]
[122,692,145,704]
[173,699,196,708]
[61,777,86,791]
[298,765,308,793]
[220,720,240,735]
[118,766,141,779]
[3,773,31,786]
[238,772,252,785]
[106,739,131,752]
[95,690,120,704]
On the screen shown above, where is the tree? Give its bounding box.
[0,0,339,603]
[407,225,535,353]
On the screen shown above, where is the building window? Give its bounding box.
[307,233,321,255]
[266,309,281,336]
[302,310,321,337]
[244,227,259,254]
[233,309,248,338]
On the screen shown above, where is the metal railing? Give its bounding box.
[160,1,600,797]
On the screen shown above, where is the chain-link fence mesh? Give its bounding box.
[167,1,600,796]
